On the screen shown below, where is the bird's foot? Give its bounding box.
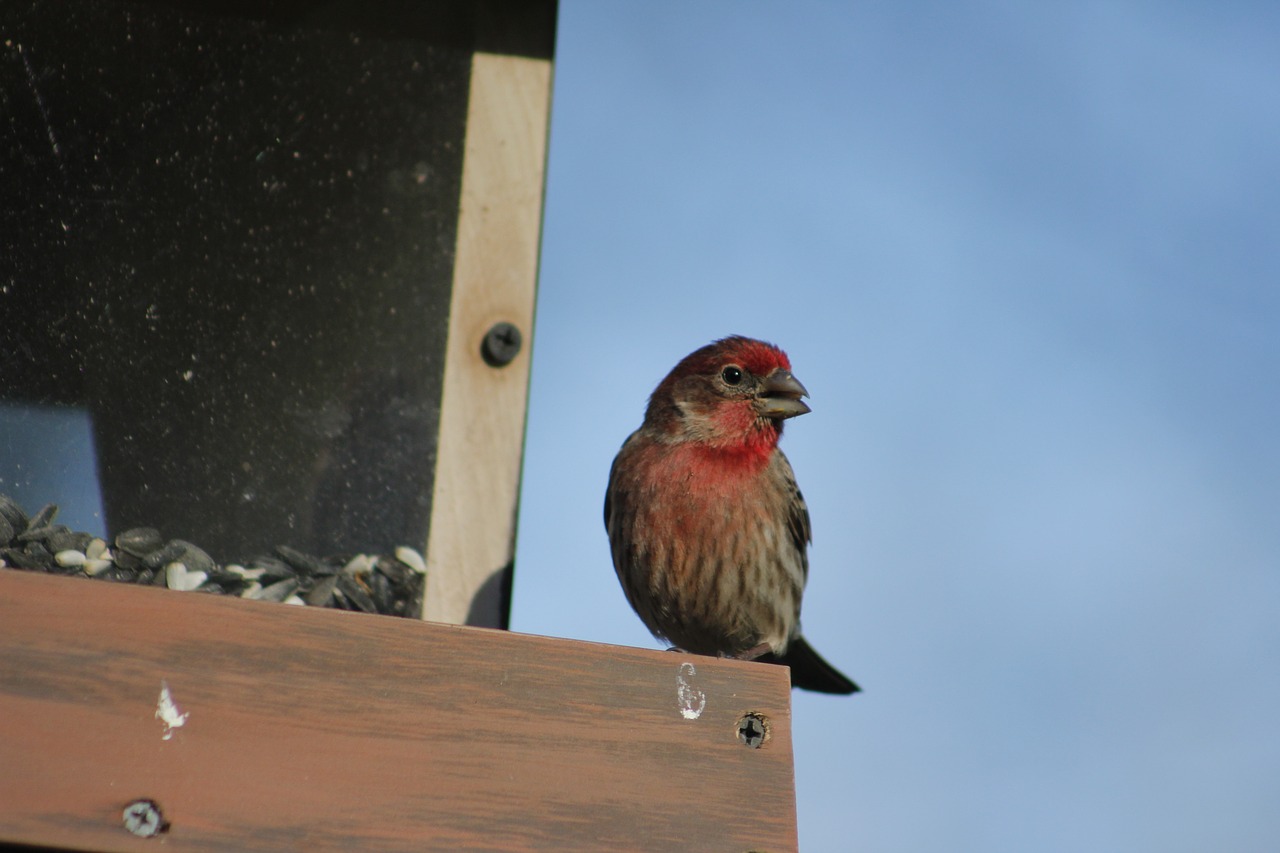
[725,643,774,662]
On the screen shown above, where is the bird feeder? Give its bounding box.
[0,2,801,849]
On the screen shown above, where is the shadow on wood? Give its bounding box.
[0,571,798,852]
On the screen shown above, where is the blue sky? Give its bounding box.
[4,3,1278,851]
[510,3,1280,851]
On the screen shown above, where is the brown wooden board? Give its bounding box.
[0,570,798,852]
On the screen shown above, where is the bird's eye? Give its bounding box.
[720,365,744,386]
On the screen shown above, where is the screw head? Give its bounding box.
[481,322,523,367]
[122,798,168,837]
[736,712,769,748]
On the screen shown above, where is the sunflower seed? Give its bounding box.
[116,527,164,558]
[55,550,87,568]
[0,495,28,532]
[26,503,58,530]
[395,546,427,575]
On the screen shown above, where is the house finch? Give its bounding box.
[604,335,859,695]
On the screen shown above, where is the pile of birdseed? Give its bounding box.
[0,493,426,618]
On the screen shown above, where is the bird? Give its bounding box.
[604,335,859,694]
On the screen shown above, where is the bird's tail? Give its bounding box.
[762,636,860,695]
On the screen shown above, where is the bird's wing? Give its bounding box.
[776,450,811,582]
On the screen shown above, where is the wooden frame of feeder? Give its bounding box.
[424,49,547,629]
[0,570,799,852]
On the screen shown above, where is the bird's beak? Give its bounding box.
[755,369,811,419]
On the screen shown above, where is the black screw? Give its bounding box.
[481,322,523,367]
[736,712,769,748]
[122,798,169,837]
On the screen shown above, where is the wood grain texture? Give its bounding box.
[0,571,798,852]
[424,52,552,627]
